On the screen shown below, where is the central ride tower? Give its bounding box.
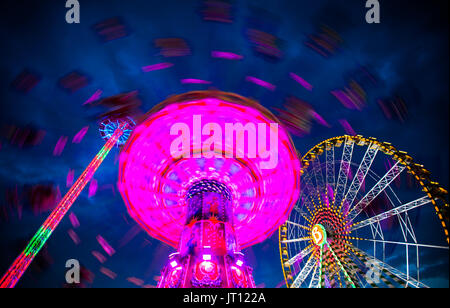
[118,91,300,288]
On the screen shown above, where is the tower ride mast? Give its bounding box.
[0,125,126,288]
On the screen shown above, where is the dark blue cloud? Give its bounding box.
[0,0,447,287]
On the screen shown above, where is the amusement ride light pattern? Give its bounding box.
[119,91,300,249]
[0,121,131,288]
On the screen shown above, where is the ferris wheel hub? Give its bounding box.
[312,224,327,247]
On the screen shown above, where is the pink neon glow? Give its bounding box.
[118,225,140,248]
[118,95,300,249]
[83,89,103,105]
[289,72,313,91]
[66,169,74,187]
[142,62,174,72]
[96,235,115,256]
[245,76,276,91]
[338,119,356,136]
[100,267,117,279]
[88,179,98,198]
[92,250,107,263]
[331,90,356,109]
[311,111,330,127]
[211,51,243,60]
[53,136,68,156]
[72,126,89,144]
[127,277,144,286]
[67,229,80,245]
[69,212,80,228]
[200,261,215,272]
[181,79,212,84]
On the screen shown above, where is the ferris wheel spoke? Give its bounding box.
[286,220,310,231]
[304,194,319,214]
[312,157,326,206]
[333,137,354,210]
[317,244,324,288]
[302,174,321,212]
[351,246,430,288]
[290,227,308,241]
[281,236,312,244]
[308,259,320,289]
[285,245,314,266]
[293,206,313,224]
[322,247,335,287]
[349,237,449,250]
[350,196,433,232]
[325,143,335,199]
[308,262,320,288]
[341,143,379,213]
[346,160,406,224]
[295,196,315,220]
[291,253,317,288]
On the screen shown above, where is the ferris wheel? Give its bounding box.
[279,135,449,288]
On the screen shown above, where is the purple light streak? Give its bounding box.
[53,136,68,156]
[66,169,74,187]
[72,126,89,144]
[96,235,115,256]
[88,179,98,198]
[142,62,174,72]
[338,119,356,136]
[83,90,102,105]
[289,72,313,91]
[211,51,243,60]
[311,111,330,127]
[181,79,212,84]
[69,212,80,228]
[331,90,355,109]
[245,76,276,91]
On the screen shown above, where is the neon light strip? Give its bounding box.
[318,244,323,288]
[0,128,123,288]
[327,244,356,288]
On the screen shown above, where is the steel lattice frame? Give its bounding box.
[0,120,133,288]
[279,135,449,288]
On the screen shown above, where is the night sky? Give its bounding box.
[0,0,448,288]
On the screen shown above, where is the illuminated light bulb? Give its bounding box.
[203,254,212,261]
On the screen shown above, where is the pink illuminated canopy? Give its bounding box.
[118,91,300,249]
